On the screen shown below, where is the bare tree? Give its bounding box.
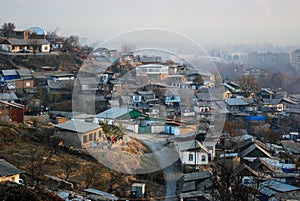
[29,32,40,56]
[121,42,135,53]
[61,159,78,181]
[63,35,80,52]
[1,22,16,38]
[237,74,258,97]
[211,160,259,201]
[84,164,101,189]
[26,147,46,186]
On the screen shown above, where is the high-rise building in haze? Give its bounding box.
[290,49,300,72]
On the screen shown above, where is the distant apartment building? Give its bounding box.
[247,52,289,68]
[290,49,300,72]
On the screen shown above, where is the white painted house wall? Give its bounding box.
[180,150,208,166]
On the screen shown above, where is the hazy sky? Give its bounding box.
[1,0,300,45]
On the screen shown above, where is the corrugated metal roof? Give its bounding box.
[54,120,100,133]
[16,69,32,77]
[95,107,132,119]
[261,180,300,192]
[1,70,18,76]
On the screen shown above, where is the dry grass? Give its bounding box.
[0,123,166,199]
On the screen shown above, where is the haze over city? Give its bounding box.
[1,0,300,45]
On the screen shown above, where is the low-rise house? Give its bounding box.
[272,171,299,186]
[94,107,134,124]
[233,162,267,187]
[177,170,213,201]
[135,64,169,84]
[165,95,180,109]
[0,69,34,92]
[175,139,209,172]
[257,88,274,99]
[0,100,24,123]
[280,140,300,159]
[94,107,149,134]
[23,94,43,115]
[261,99,284,112]
[46,80,72,92]
[165,120,197,135]
[26,26,47,39]
[1,70,20,81]
[131,183,146,198]
[54,120,103,149]
[223,82,244,97]
[52,74,75,81]
[240,143,272,161]
[168,74,188,88]
[249,158,281,175]
[15,69,34,91]
[75,77,99,91]
[0,159,22,184]
[0,38,50,53]
[224,98,249,113]
[84,188,118,201]
[258,180,300,201]
[0,92,19,103]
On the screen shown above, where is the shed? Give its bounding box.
[131,183,146,198]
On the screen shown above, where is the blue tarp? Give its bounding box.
[246,116,266,121]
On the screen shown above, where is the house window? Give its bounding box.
[11,177,15,181]
[89,133,93,141]
[98,131,102,138]
[44,46,48,51]
[188,154,194,161]
[201,155,206,162]
[94,132,96,141]
[26,82,30,87]
[83,135,87,143]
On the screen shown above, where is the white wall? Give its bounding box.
[180,151,208,166]
[151,125,165,134]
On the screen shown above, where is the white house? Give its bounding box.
[135,64,169,84]
[0,39,50,53]
[175,139,209,172]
